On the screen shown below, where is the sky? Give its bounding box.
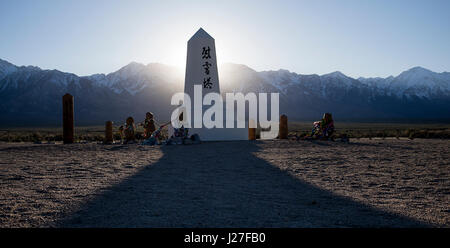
[0,0,449,78]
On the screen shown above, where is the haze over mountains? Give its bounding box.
[0,58,449,126]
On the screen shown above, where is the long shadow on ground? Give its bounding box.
[57,141,428,227]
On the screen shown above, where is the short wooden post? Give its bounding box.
[62,93,74,144]
[248,119,256,140]
[105,121,113,144]
[279,114,288,139]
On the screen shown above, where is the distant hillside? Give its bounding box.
[0,58,449,126]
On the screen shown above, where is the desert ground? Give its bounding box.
[0,138,448,227]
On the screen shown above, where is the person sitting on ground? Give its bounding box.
[311,113,335,140]
[142,120,171,145]
[124,116,136,144]
[142,112,156,139]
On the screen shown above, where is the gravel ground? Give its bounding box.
[0,138,448,227]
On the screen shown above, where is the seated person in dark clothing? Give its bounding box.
[311,113,334,139]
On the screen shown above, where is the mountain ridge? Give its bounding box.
[0,58,449,126]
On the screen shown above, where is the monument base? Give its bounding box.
[188,120,249,141]
[189,127,248,141]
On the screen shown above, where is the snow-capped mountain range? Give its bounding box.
[0,58,449,126]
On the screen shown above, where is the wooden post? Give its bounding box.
[248,119,256,140]
[105,121,113,144]
[279,114,288,139]
[62,93,74,144]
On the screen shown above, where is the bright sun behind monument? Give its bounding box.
[142,27,234,73]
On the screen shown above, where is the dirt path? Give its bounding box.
[0,138,448,227]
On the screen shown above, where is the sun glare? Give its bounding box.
[139,28,236,73]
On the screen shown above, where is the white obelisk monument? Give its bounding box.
[184,28,248,141]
